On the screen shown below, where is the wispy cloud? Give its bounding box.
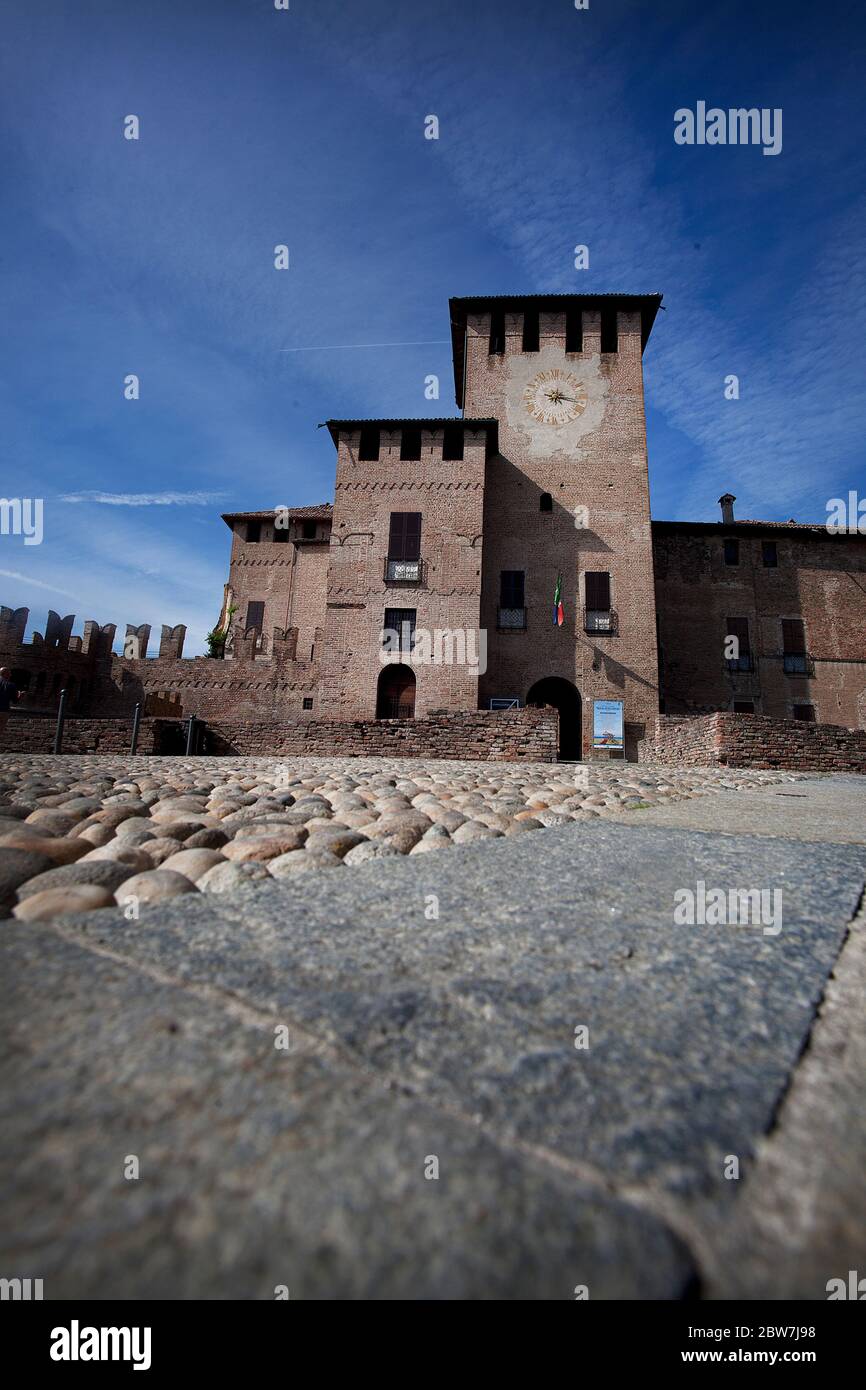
[58,491,226,507]
[0,568,78,597]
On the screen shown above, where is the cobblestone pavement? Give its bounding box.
[0,753,806,919]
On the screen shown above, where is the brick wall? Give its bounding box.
[640,712,866,773]
[319,424,488,720]
[653,524,866,727]
[462,305,661,758]
[0,714,168,755]
[0,707,558,763]
[203,707,558,761]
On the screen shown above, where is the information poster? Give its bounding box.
[592,699,624,750]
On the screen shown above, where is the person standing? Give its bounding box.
[0,667,23,743]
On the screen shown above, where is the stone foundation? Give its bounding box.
[640,713,866,773]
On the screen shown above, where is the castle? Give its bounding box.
[3,292,865,762]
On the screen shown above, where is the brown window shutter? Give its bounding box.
[388,513,405,559]
[388,512,421,560]
[245,601,264,633]
[782,619,806,654]
[585,572,611,610]
[726,616,750,655]
[404,512,421,560]
[500,571,524,607]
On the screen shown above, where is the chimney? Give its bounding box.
[718,493,736,524]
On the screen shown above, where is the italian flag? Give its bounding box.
[553,573,564,627]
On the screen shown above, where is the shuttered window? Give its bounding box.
[585,572,611,611]
[726,616,751,655]
[245,601,265,633]
[782,619,806,654]
[499,571,525,607]
[387,512,422,560]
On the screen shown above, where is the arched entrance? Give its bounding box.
[526,677,582,760]
[376,663,416,719]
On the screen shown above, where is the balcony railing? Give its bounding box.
[497,606,527,630]
[384,557,424,584]
[584,607,618,635]
[783,652,814,676]
[725,654,755,673]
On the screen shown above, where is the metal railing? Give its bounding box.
[782,653,815,676]
[583,607,618,635]
[497,606,526,630]
[384,557,424,584]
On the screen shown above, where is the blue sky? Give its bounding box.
[1,0,864,652]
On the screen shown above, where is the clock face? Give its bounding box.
[523,369,588,426]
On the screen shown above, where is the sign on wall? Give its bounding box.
[489,697,520,710]
[592,699,624,750]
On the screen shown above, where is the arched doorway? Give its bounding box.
[526,677,582,760]
[376,663,416,719]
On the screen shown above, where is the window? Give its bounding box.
[723,538,739,566]
[386,512,422,581]
[489,309,505,355]
[442,424,464,461]
[383,607,416,652]
[245,600,265,633]
[782,618,807,673]
[793,704,816,722]
[388,512,421,560]
[522,309,539,352]
[302,520,317,540]
[539,492,553,512]
[500,571,525,607]
[565,308,582,353]
[400,427,422,461]
[733,701,755,713]
[498,571,526,629]
[762,540,778,568]
[246,520,261,543]
[725,616,753,671]
[585,572,611,610]
[358,426,380,461]
[273,526,289,543]
[585,571,613,632]
[302,697,313,711]
[600,308,618,352]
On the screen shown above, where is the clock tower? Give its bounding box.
[449,294,663,759]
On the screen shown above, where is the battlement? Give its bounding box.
[0,607,190,660]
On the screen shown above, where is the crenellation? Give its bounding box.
[158,623,186,659]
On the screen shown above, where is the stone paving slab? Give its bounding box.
[58,822,865,1198]
[0,924,693,1300]
[2,818,864,1299]
[608,773,866,844]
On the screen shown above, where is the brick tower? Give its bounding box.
[450,294,663,758]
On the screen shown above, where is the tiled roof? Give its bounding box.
[221,504,332,529]
[652,519,843,535]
